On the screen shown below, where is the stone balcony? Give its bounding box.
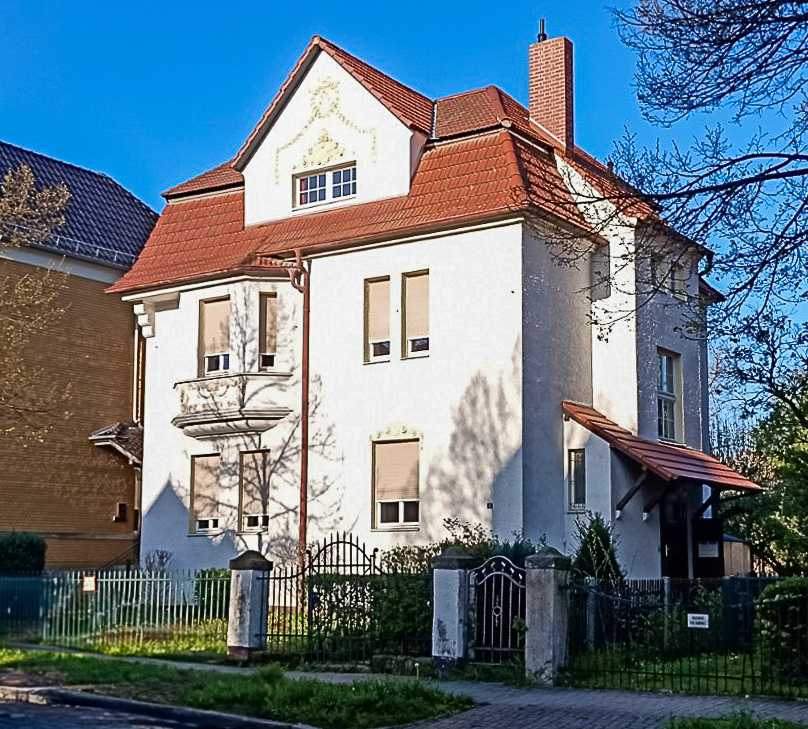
[172,371,294,439]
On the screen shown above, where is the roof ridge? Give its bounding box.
[315,35,433,108]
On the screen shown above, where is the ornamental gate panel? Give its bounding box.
[468,556,526,663]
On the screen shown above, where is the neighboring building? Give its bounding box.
[0,141,157,567]
[110,33,759,577]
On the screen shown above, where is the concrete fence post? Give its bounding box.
[431,546,479,672]
[525,546,571,684]
[226,550,272,661]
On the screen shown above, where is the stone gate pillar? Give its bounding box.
[431,546,478,672]
[226,550,272,661]
[525,546,571,684]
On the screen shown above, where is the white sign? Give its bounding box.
[82,574,97,593]
[687,613,709,629]
[698,541,720,559]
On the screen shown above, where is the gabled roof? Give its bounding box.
[562,401,761,492]
[0,140,157,269]
[110,130,589,294]
[113,36,680,295]
[89,421,144,464]
[234,35,433,171]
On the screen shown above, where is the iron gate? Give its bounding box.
[261,534,382,663]
[468,555,526,663]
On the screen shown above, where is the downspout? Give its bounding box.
[288,250,310,564]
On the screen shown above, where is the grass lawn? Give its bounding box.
[0,647,474,729]
[665,718,808,729]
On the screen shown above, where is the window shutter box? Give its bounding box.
[405,272,429,339]
[192,454,220,520]
[202,299,230,355]
[375,440,419,501]
[367,279,390,342]
[259,294,278,355]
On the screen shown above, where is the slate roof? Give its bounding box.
[0,140,157,269]
[109,36,674,294]
[562,401,761,492]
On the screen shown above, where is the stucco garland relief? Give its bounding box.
[274,77,377,183]
[302,131,345,169]
[371,423,424,443]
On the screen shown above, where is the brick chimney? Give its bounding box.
[528,30,574,151]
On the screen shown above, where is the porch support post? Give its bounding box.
[431,546,478,673]
[525,546,571,684]
[227,550,272,662]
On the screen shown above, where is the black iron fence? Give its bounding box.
[260,533,432,664]
[565,576,808,697]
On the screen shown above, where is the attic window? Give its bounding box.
[296,164,357,209]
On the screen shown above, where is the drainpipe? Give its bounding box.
[288,250,310,565]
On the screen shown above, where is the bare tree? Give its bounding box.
[604,0,808,421]
[0,164,70,439]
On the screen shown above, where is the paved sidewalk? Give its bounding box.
[8,645,808,728]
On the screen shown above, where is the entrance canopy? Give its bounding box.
[562,401,761,493]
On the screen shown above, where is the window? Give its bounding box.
[296,164,357,208]
[373,440,419,527]
[259,293,278,370]
[191,454,220,533]
[364,277,390,362]
[568,449,586,511]
[200,298,230,375]
[402,271,429,357]
[240,450,271,532]
[657,350,679,441]
[651,257,686,297]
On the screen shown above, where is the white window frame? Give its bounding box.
[258,293,278,372]
[372,438,420,530]
[364,276,391,363]
[402,270,429,359]
[190,453,221,535]
[657,350,679,441]
[294,162,357,210]
[239,450,271,533]
[204,352,230,375]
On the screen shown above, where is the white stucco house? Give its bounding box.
[110,32,759,578]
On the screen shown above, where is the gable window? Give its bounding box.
[402,270,429,357]
[191,454,220,533]
[657,349,679,441]
[364,277,390,362]
[240,450,271,531]
[200,298,230,375]
[259,293,278,370]
[372,440,419,528]
[651,257,686,298]
[296,163,357,208]
[568,449,586,511]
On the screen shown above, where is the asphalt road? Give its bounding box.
[0,702,198,728]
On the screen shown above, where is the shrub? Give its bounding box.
[757,577,808,683]
[570,512,623,586]
[0,532,46,572]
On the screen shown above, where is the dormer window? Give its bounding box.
[296,164,357,209]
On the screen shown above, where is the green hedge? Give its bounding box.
[757,577,808,683]
[0,533,46,572]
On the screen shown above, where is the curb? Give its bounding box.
[0,685,316,729]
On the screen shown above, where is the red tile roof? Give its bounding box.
[163,161,242,198]
[234,36,433,170]
[113,36,675,295]
[111,131,581,293]
[562,401,761,492]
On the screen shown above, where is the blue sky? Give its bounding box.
[3,1,658,211]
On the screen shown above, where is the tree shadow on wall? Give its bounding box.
[422,340,523,542]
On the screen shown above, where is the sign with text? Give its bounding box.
[687,613,709,629]
[82,574,97,593]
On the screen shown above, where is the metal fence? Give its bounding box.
[0,568,230,653]
[261,533,433,664]
[565,576,808,697]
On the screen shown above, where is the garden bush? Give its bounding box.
[757,577,808,683]
[0,532,46,572]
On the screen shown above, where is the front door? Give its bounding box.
[660,489,689,578]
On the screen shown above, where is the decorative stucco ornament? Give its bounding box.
[311,78,340,118]
[371,422,424,442]
[302,130,345,168]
